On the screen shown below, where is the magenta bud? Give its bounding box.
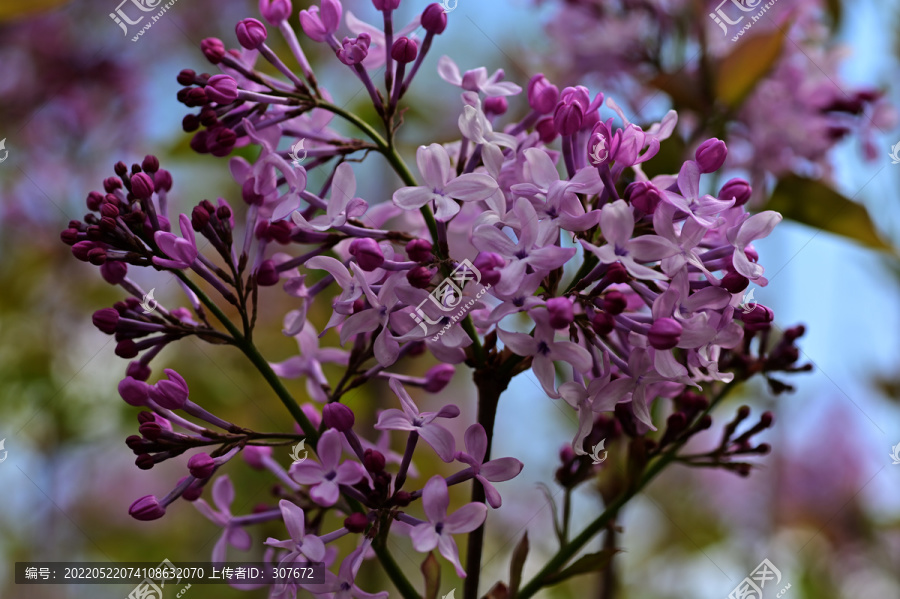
[127,361,152,381]
[720,270,749,294]
[591,311,614,336]
[201,37,226,64]
[363,449,386,473]
[150,369,189,410]
[337,33,370,66]
[648,317,683,350]
[391,36,418,63]
[191,205,211,230]
[587,121,612,167]
[344,512,369,533]
[424,364,455,393]
[554,102,584,137]
[559,445,575,463]
[349,238,385,271]
[602,290,627,315]
[87,191,105,211]
[141,155,160,173]
[535,117,558,144]
[135,454,156,470]
[527,74,559,115]
[407,265,435,289]
[259,0,292,24]
[103,177,123,193]
[236,18,268,49]
[740,304,774,332]
[130,173,155,200]
[421,3,448,34]
[322,402,355,431]
[93,308,120,334]
[116,340,139,359]
[243,445,273,470]
[472,251,505,286]
[119,376,151,407]
[154,169,173,192]
[718,178,752,207]
[405,238,433,262]
[484,96,508,117]
[546,297,574,329]
[695,138,727,173]
[257,260,280,286]
[180,477,204,501]
[129,495,166,521]
[205,75,239,104]
[626,181,661,214]
[188,453,216,479]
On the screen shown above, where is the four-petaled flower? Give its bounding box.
[289,429,366,506]
[455,424,524,508]
[375,378,460,462]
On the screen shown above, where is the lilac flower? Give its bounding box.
[193,476,252,563]
[339,265,404,366]
[153,214,198,269]
[455,424,524,508]
[289,429,366,506]
[320,539,389,599]
[726,211,783,281]
[269,321,349,402]
[437,56,522,97]
[375,378,459,462]
[265,499,326,563]
[345,10,421,70]
[662,160,734,227]
[291,163,368,231]
[393,143,499,221]
[411,475,487,577]
[580,199,679,281]
[299,0,342,43]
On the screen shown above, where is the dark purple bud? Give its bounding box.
[242,178,265,206]
[718,178,752,207]
[60,228,80,245]
[101,261,128,285]
[199,107,219,127]
[191,205,211,230]
[129,495,166,521]
[114,161,129,177]
[188,453,216,479]
[130,173,155,200]
[119,376,151,407]
[322,402,355,432]
[100,203,119,218]
[527,74,560,115]
[349,238,385,271]
[554,101,583,137]
[268,220,293,244]
[243,445,273,470]
[135,454,156,470]
[695,138,727,173]
[546,297,574,329]
[177,69,196,85]
[87,247,107,265]
[625,181,661,214]
[216,203,232,221]
[201,38,226,64]
[256,260,280,286]
[337,33,371,66]
[127,361,152,381]
[93,308,120,334]
[207,128,237,157]
[141,155,160,173]
[259,0,292,25]
[602,290,627,315]
[181,477,204,501]
[182,114,200,132]
[740,304,774,332]
[391,36,418,63]
[103,177,123,193]
[236,18,268,49]
[604,262,629,284]
[185,87,208,107]
[648,317,683,350]
[363,449,386,473]
[424,364,455,393]
[87,191,105,211]
[392,491,413,506]
[484,96,508,117]
[205,75,239,104]
[720,270,749,294]
[472,251,505,286]
[154,169,173,192]
[137,411,156,425]
[759,411,774,427]
[344,513,369,533]
[407,265,435,289]
[591,311,614,336]
[559,445,575,463]
[587,121,613,167]
[405,238,433,262]
[421,3,448,34]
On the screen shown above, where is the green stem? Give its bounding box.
[517,382,737,599]
[372,542,421,599]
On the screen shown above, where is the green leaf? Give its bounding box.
[715,29,786,109]
[766,175,894,251]
[543,549,620,585]
[508,533,529,599]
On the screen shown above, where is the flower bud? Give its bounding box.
[546,297,574,329]
[718,178,752,207]
[591,311,614,336]
[553,100,583,137]
[322,402,355,431]
[154,169,173,192]
[421,3,448,34]
[349,238,385,271]
[130,173,155,200]
[648,317,683,350]
[236,18,268,49]
[191,204,211,230]
[472,251,504,286]
[141,155,160,174]
[484,96,508,117]
[257,260,280,286]
[205,75,239,104]
[127,361,152,381]
[201,38,226,64]
[695,138,727,173]
[180,477,204,501]
[243,445,273,470]
[405,238,433,262]
[104,177,123,193]
[188,453,216,479]
[299,0,343,42]
[129,495,166,521]
[535,117,558,144]
[601,290,627,315]
[150,369,189,410]
[119,376,151,407]
[100,261,128,286]
[740,304,774,332]
[391,37,417,63]
[372,0,401,9]
[363,449,386,473]
[86,191,104,211]
[424,364,455,393]
[259,0,291,25]
[337,33,371,66]
[407,266,435,289]
[93,308,120,334]
[116,340,139,359]
[135,454,156,469]
[344,512,369,533]
[719,270,749,294]
[625,181,661,214]
[527,74,559,115]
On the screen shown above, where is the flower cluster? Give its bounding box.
[61,0,810,597]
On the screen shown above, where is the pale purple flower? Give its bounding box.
[662,160,735,227]
[153,214,198,269]
[299,0,342,43]
[265,499,327,563]
[437,56,522,97]
[291,163,368,231]
[339,265,403,366]
[375,378,459,462]
[410,475,487,577]
[194,476,252,563]
[320,539,388,599]
[579,199,679,281]
[455,424,523,508]
[289,429,366,506]
[726,210,783,281]
[393,143,499,221]
[270,321,349,402]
